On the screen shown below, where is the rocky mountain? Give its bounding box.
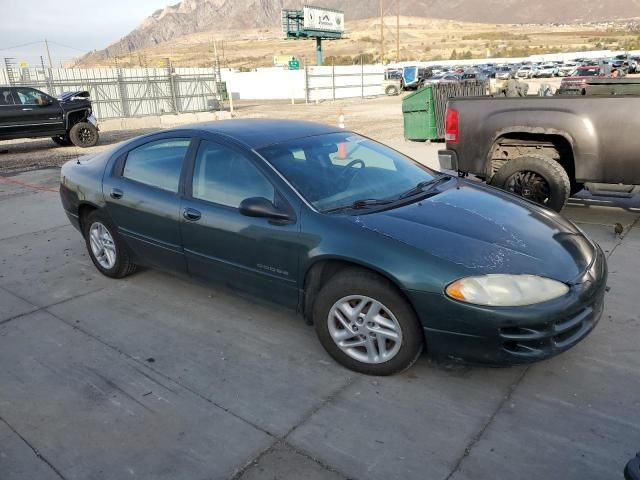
[87,0,640,59]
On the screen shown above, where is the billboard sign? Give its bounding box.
[303,6,344,33]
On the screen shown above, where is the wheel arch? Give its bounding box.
[77,202,100,232]
[64,108,90,130]
[487,131,576,183]
[301,256,418,326]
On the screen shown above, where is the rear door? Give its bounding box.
[0,87,22,137]
[103,134,193,273]
[12,87,64,135]
[180,137,302,308]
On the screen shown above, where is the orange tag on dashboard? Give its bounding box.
[338,143,347,159]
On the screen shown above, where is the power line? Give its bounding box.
[0,40,43,52]
[47,40,89,52]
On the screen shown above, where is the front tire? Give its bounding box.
[83,210,137,278]
[490,155,571,212]
[70,122,99,148]
[313,268,423,375]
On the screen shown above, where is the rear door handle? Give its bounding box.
[110,188,123,199]
[183,208,201,221]
[22,108,33,111]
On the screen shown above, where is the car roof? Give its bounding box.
[173,119,343,149]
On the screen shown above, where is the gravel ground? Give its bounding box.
[0,95,404,175]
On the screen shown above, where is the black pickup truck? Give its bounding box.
[0,86,99,148]
[438,96,640,211]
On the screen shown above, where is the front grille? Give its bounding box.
[499,300,603,358]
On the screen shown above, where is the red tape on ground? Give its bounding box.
[0,175,58,193]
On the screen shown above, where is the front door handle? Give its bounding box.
[110,188,123,199]
[183,208,201,221]
[22,108,33,111]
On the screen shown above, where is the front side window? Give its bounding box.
[192,140,274,208]
[15,88,49,105]
[258,133,435,212]
[122,138,190,192]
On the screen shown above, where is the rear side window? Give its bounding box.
[0,89,15,105]
[123,138,190,192]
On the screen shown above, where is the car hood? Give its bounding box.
[57,91,92,111]
[57,90,90,102]
[348,181,594,283]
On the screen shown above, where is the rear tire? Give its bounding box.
[51,135,72,146]
[70,122,99,148]
[490,155,571,212]
[312,268,423,375]
[83,210,137,278]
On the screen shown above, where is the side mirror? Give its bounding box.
[239,197,291,221]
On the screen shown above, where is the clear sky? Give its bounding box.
[0,0,173,66]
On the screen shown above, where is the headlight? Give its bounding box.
[445,274,569,307]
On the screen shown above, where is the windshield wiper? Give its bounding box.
[397,174,453,200]
[323,198,394,214]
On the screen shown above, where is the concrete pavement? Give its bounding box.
[0,168,638,480]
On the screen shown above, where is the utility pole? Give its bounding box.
[396,0,400,62]
[379,0,384,64]
[44,38,53,68]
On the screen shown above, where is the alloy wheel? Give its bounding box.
[327,295,403,364]
[78,127,95,146]
[89,222,116,269]
[506,170,551,205]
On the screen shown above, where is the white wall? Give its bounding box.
[221,69,306,100]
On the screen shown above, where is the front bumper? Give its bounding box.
[87,114,99,129]
[438,149,458,171]
[406,245,608,365]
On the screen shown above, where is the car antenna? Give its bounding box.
[75,146,81,165]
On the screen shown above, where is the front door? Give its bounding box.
[180,138,301,308]
[12,87,64,135]
[103,136,192,273]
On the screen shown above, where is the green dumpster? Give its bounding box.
[402,85,437,141]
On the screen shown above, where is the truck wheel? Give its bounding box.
[490,155,571,212]
[385,85,399,95]
[52,135,73,146]
[69,122,99,148]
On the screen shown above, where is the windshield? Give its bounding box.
[258,132,436,212]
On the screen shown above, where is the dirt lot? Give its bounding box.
[0,95,410,175]
[0,81,562,175]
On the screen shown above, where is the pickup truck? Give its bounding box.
[438,96,640,211]
[0,86,98,148]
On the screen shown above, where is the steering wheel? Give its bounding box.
[337,159,365,185]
